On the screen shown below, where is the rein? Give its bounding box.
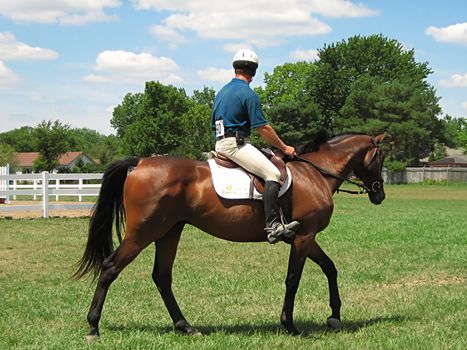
[293,155,372,195]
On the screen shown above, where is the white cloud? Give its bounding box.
[462,102,467,110]
[440,73,467,88]
[0,0,121,25]
[307,0,380,18]
[0,32,58,61]
[0,61,19,89]
[133,0,378,48]
[150,25,186,46]
[426,22,467,45]
[84,50,184,85]
[289,49,320,61]
[197,67,233,83]
[223,43,253,54]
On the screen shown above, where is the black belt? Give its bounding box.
[216,132,236,140]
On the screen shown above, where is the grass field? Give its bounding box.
[1,184,466,349]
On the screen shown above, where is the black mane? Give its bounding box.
[297,131,369,155]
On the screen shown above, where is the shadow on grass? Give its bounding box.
[107,314,409,338]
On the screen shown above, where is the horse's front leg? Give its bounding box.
[280,237,310,335]
[307,241,342,330]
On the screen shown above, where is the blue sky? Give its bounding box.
[0,0,466,135]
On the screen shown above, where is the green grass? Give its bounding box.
[1,185,466,349]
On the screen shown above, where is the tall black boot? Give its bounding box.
[263,181,300,244]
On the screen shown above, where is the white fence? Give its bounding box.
[0,164,9,203]
[0,171,103,218]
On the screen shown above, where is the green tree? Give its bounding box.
[0,143,16,166]
[68,128,107,157]
[0,126,35,151]
[443,116,466,151]
[171,87,216,160]
[256,62,323,146]
[192,86,216,109]
[111,81,191,156]
[32,120,70,172]
[338,76,443,166]
[92,135,124,165]
[111,92,145,138]
[312,34,442,167]
[171,102,214,160]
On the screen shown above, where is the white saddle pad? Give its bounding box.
[207,158,292,200]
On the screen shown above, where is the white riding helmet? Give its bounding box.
[232,49,259,76]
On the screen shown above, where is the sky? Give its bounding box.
[0,0,466,135]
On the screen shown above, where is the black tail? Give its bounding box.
[74,157,140,280]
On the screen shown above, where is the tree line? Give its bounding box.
[1,35,466,172]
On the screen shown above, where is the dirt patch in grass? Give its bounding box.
[0,201,92,219]
[381,275,465,289]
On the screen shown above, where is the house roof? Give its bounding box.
[429,155,467,167]
[14,152,85,167]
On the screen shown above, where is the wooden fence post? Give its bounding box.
[42,171,49,218]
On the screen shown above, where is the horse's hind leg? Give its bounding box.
[307,241,342,330]
[86,239,145,340]
[152,222,201,335]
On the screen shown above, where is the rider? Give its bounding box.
[211,48,300,243]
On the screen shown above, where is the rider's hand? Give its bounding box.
[283,145,296,158]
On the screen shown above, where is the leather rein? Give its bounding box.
[292,146,383,195]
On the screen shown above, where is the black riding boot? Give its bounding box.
[263,181,300,244]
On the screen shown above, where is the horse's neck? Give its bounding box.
[310,142,366,193]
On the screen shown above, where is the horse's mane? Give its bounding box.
[297,131,369,155]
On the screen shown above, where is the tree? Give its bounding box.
[192,86,216,109]
[170,87,216,160]
[256,62,323,146]
[311,34,443,167]
[32,120,70,172]
[0,126,35,152]
[68,128,107,157]
[0,143,16,166]
[92,135,124,165]
[443,116,467,151]
[111,81,191,156]
[111,92,145,138]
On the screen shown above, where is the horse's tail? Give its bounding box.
[74,157,140,280]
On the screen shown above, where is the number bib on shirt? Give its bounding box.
[215,119,225,138]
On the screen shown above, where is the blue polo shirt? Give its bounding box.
[211,78,268,137]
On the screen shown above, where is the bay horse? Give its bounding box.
[75,132,385,339]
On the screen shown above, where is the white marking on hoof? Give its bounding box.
[86,334,99,344]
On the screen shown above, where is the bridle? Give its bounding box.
[293,141,383,195]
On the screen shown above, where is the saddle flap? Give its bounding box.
[211,151,239,169]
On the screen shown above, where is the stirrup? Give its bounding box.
[283,220,300,235]
[265,223,294,244]
[278,208,301,237]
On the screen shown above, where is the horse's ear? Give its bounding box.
[375,133,385,144]
[364,148,378,167]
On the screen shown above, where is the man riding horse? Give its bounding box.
[211,49,300,243]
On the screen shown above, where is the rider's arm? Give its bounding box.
[256,125,295,157]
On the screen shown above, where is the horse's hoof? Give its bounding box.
[326,317,342,331]
[186,326,203,336]
[282,323,301,336]
[175,320,203,336]
[85,334,99,344]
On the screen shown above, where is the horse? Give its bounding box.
[75,132,386,340]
